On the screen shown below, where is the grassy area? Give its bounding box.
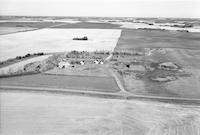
[0,74,120,92]
[115,29,200,50]
[0,28,121,61]
[110,48,200,98]
[1,91,200,135]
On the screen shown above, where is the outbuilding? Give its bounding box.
[94,60,99,64]
[58,61,70,69]
[99,61,104,64]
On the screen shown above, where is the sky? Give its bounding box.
[0,0,200,18]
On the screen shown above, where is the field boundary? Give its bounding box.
[41,72,113,79]
[0,23,67,36]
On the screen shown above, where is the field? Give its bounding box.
[0,27,37,35]
[1,91,200,135]
[54,22,121,29]
[0,28,121,61]
[0,16,200,135]
[0,21,61,29]
[0,74,120,92]
[115,29,200,50]
[45,65,112,77]
[110,21,200,32]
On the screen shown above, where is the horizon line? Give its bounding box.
[1,15,200,19]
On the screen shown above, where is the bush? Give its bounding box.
[73,36,88,40]
[16,25,24,27]
[105,52,110,55]
[110,58,117,61]
[112,52,120,55]
[70,60,81,65]
[16,56,22,60]
[33,52,44,56]
[25,53,31,57]
[70,50,80,55]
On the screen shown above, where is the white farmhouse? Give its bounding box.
[58,61,70,69]
[100,61,104,64]
[80,61,85,65]
[94,60,99,64]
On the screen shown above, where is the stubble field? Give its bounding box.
[0,28,121,61]
[0,91,200,135]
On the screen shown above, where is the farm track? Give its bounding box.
[108,68,129,95]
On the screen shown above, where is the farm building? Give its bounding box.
[93,60,104,64]
[94,60,99,64]
[99,61,104,64]
[58,61,70,69]
[80,61,85,65]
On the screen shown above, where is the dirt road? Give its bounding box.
[1,84,200,105]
